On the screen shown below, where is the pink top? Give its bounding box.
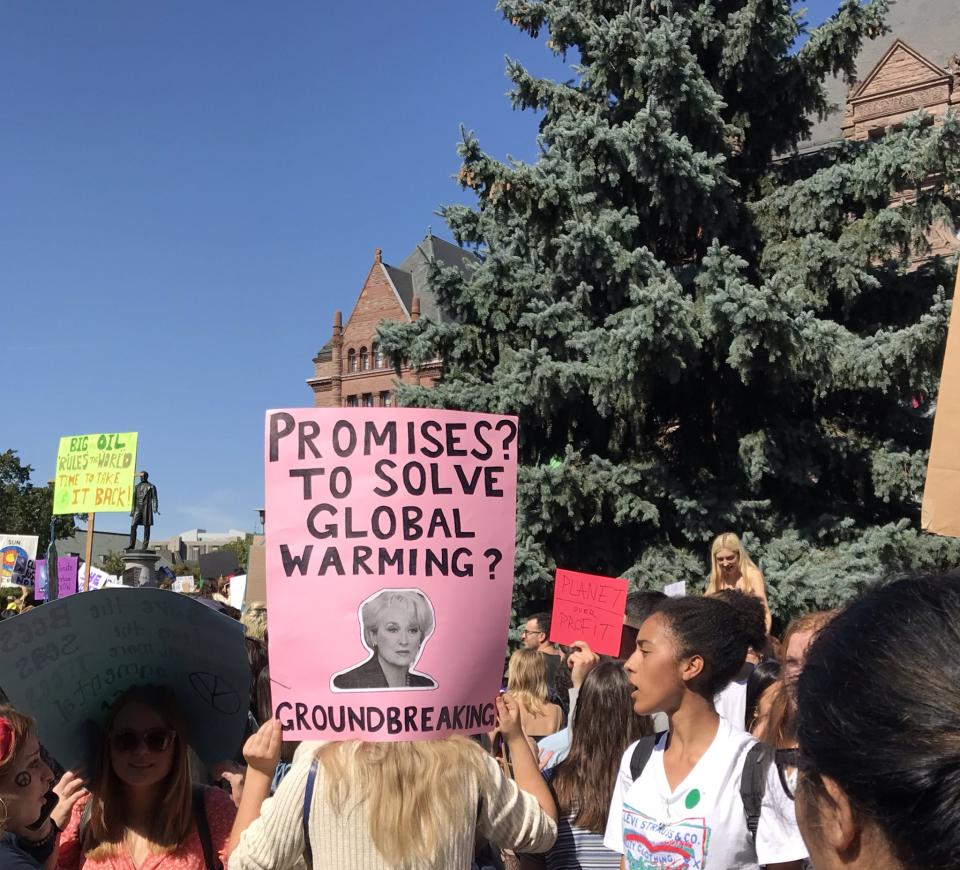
[57,788,236,870]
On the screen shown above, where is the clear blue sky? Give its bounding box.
[3,0,842,541]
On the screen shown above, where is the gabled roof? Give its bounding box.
[383,263,416,314]
[315,234,480,356]
[851,38,949,100]
[395,233,479,323]
[803,0,957,149]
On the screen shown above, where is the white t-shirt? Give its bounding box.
[714,677,749,732]
[603,717,807,869]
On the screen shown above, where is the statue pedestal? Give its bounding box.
[121,551,160,587]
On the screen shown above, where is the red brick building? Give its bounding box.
[308,233,478,407]
[804,1,959,261]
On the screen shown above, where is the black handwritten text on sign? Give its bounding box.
[549,569,628,656]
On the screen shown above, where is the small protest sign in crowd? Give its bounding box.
[0,408,958,870]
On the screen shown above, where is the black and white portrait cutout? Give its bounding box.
[331,588,437,691]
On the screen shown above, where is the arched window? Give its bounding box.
[373,342,383,368]
[347,349,357,373]
[360,347,369,371]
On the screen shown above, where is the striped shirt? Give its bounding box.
[545,814,621,870]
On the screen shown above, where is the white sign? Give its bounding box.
[173,576,196,594]
[228,574,247,610]
[0,534,39,586]
[663,580,686,598]
[87,565,122,590]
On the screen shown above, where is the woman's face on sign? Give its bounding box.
[0,734,54,832]
[373,604,424,669]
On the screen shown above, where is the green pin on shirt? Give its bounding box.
[685,788,701,809]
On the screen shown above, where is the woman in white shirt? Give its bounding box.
[604,595,806,870]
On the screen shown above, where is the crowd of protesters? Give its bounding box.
[1,532,959,869]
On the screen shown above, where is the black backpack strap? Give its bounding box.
[740,742,774,845]
[192,786,223,870]
[629,733,664,782]
[302,756,319,868]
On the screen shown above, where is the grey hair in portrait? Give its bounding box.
[361,589,435,650]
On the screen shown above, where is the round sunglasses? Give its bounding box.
[110,728,175,754]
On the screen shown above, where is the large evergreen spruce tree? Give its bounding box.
[380,0,960,623]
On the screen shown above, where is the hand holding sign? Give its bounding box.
[494,693,524,741]
[50,772,87,830]
[566,641,600,688]
[549,569,628,656]
[242,719,282,778]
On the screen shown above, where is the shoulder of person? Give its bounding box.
[332,657,377,688]
[408,672,436,687]
[460,744,500,794]
[619,738,642,770]
[292,740,328,765]
[0,836,44,870]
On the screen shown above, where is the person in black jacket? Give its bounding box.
[332,589,437,690]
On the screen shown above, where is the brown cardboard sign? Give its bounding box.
[245,535,266,604]
[922,265,960,537]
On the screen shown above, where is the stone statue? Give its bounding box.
[127,470,159,551]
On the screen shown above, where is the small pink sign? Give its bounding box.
[34,556,79,600]
[550,568,628,656]
[265,408,518,741]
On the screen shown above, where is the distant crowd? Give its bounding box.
[2,532,958,870]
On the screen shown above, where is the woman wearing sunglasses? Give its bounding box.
[57,685,280,870]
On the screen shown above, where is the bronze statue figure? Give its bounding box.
[127,470,159,551]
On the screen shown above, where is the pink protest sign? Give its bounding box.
[265,408,519,741]
[34,556,79,600]
[549,568,628,656]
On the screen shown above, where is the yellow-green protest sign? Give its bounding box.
[53,433,139,514]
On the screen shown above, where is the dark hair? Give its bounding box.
[744,659,780,732]
[624,590,667,628]
[711,588,767,652]
[254,665,274,727]
[245,637,269,718]
[245,637,268,682]
[797,574,960,869]
[528,612,551,634]
[658,596,749,698]
[550,662,652,832]
[551,648,573,704]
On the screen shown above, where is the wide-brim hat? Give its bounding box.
[0,587,249,772]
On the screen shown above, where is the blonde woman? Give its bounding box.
[229,693,557,870]
[705,532,771,631]
[506,649,563,739]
